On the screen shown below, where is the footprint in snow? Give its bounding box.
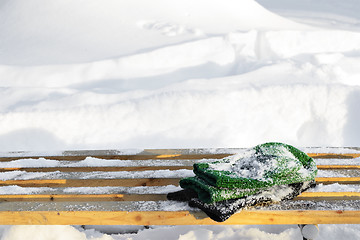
[137,20,204,37]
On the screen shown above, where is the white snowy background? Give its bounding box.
[1,0,360,239]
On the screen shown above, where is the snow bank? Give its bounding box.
[0,0,308,65]
[1,0,360,239]
[1,81,358,150]
[1,224,360,240]
[0,0,360,151]
[256,0,360,31]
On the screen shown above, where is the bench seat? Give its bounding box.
[0,148,359,225]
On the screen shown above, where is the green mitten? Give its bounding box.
[180,142,317,203]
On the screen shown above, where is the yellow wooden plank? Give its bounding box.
[308,153,360,159]
[1,192,359,202]
[0,153,231,161]
[156,154,182,159]
[0,167,21,171]
[0,166,193,172]
[1,177,359,187]
[1,151,358,162]
[0,179,67,186]
[0,194,167,202]
[300,192,360,197]
[316,177,360,184]
[0,178,181,187]
[1,210,360,225]
[0,177,360,187]
[295,192,360,200]
[316,165,360,170]
[0,165,357,173]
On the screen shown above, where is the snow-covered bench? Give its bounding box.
[0,149,359,238]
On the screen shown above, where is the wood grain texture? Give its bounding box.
[0,194,167,202]
[0,152,359,162]
[1,192,359,202]
[316,165,360,170]
[1,177,359,187]
[0,166,194,172]
[315,177,360,184]
[0,165,358,172]
[0,153,231,161]
[0,178,181,187]
[294,192,360,201]
[1,210,360,225]
[1,149,359,225]
[307,153,360,159]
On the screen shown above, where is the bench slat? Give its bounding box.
[0,194,168,202]
[0,154,230,162]
[0,178,180,187]
[1,149,359,225]
[1,210,360,225]
[308,153,360,159]
[0,152,359,162]
[0,165,358,172]
[295,192,360,200]
[317,165,360,169]
[1,177,359,187]
[0,166,194,172]
[1,192,359,202]
[315,177,360,184]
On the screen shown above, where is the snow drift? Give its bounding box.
[1,0,360,152]
[1,0,360,239]
[0,0,309,65]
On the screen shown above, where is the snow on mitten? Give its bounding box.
[180,142,317,203]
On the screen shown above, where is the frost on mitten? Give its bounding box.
[180,142,317,203]
[168,142,318,222]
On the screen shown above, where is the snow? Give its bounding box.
[207,146,312,181]
[0,169,194,181]
[1,0,360,239]
[1,224,360,240]
[0,1,360,151]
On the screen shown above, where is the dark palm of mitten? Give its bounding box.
[189,197,246,222]
[189,180,316,222]
[167,189,198,202]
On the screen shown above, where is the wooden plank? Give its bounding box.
[0,166,194,172]
[315,177,360,185]
[0,194,167,202]
[294,192,360,201]
[0,179,68,187]
[0,153,231,162]
[0,178,181,187]
[0,165,358,172]
[1,177,359,187]
[316,165,360,170]
[1,210,360,225]
[1,192,359,202]
[0,152,359,162]
[308,153,360,159]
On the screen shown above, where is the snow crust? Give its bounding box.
[1,224,360,240]
[0,0,310,66]
[0,1,360,151]
[207,146,311,181]
[0,169,194,181]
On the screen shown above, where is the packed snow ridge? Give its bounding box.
[1,0,360,239]
[0,0,359,152]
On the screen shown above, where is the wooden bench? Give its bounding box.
[0,148,359,236]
